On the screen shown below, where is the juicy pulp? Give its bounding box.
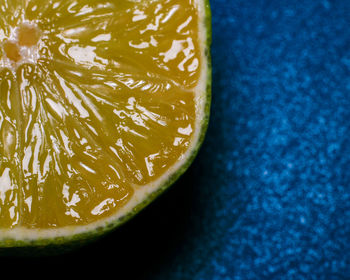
[0,0,202,229]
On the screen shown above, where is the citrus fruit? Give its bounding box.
[0,0,211,253]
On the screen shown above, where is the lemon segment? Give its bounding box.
[0,0,210,244]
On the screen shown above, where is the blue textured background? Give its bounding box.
[4,0,350,279]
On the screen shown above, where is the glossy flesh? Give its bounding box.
[0,0,201,228]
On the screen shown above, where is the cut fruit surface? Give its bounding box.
[0,0,211,246]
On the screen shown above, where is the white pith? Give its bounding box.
[0,0,209,242]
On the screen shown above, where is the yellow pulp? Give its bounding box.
[0,0,201,228]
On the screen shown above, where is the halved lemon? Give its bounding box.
[0,0,211,251]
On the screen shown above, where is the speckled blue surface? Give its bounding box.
[3,0,350,278]
[151,0,350,278]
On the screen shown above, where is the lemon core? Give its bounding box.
[2,23,40,65]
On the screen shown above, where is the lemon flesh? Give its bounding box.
[0,0,210,241]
